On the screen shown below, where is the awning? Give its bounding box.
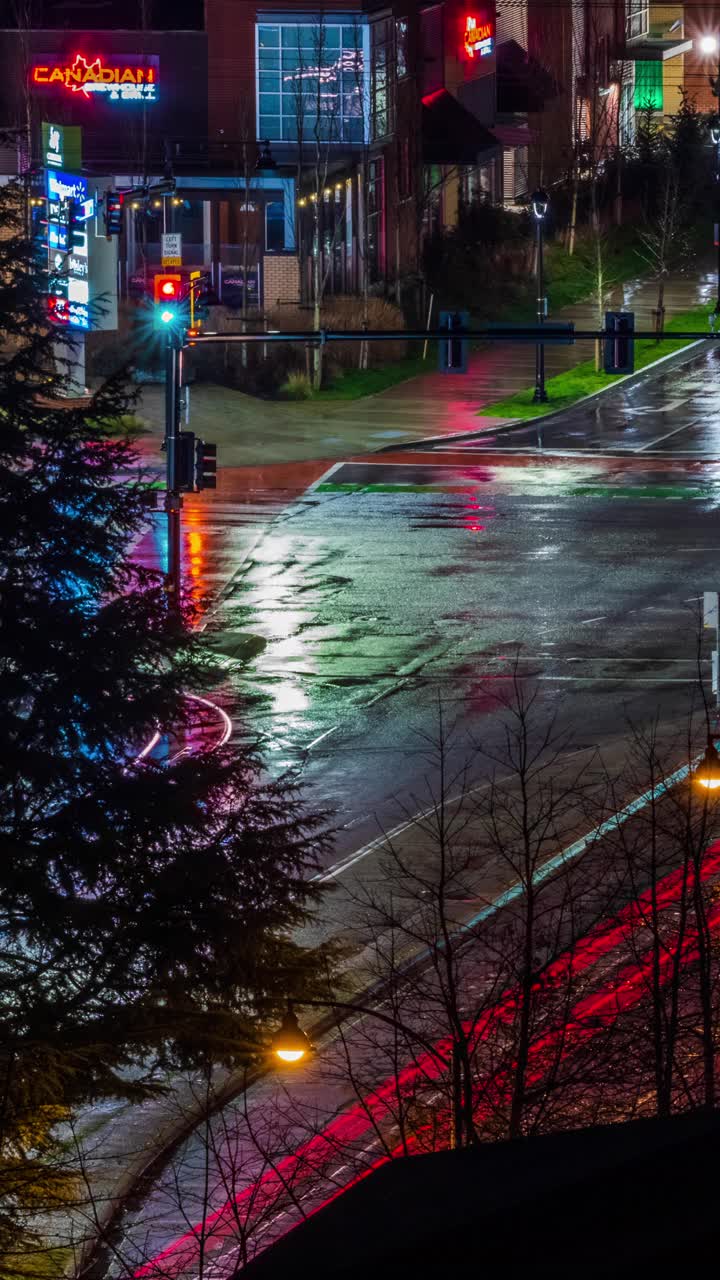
[421,89,501,165]
[622,37,692,60]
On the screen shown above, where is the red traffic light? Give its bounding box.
[153,273,182,305]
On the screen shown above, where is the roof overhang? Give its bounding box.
[624,38,692,61]
[422,88,501,165]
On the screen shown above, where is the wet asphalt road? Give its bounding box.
[130,344,720,867]
[207,466,718,866]
[101,343,720,1278]
[458,342,720,457]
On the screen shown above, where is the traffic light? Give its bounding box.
[153,273,183,330]
[438,310,469,374]
[176,431,196,492]
[194,438,217,490]
[104,190,124,238]
[603,310,634,376]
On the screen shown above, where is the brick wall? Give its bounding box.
[263,254,300,307]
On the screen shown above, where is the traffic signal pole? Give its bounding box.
[164,320,716,598]
[164,331,183,603]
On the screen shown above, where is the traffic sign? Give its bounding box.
[161,232,182,266]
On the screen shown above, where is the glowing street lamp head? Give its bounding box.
[700,34,719,54]
[271,1006,312,1065]
[694,738,720,789]
[531,187,550,220]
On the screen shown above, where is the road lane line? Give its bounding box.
[633,417,701,452]
[579,616,607,624]
[537,675,699,683]
[314,749,590,884]
[305,726,340,751]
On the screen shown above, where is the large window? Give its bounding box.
[371,17,393,139]
[257,22,368,144]
[265,200,285,251]
[634,60,662,109]
[626,0,649,41]
[367,157,385,282]
[396,17,409,78]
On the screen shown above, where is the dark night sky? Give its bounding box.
[0,0,204,29]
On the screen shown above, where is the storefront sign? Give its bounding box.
[463,14,494,58]
[32,54,159,102]
[45,169,93,331]
[41,121,82,170]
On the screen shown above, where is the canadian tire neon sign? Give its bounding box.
[32,53,159,102]
[463,15,495,58]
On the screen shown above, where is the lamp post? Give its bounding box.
[700,37,720,314]
[270,1000,472,1150]
[711,119,720,317]
[531,188,550,403]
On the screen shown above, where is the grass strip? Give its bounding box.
[477,304,713,421]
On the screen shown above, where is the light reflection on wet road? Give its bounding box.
[130,346,720,868]
[200,459,719,864]
[457,344,720,457]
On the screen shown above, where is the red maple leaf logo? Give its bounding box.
[68,53,102,96]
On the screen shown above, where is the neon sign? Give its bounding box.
[45,170,92,332]
[463,14,495,58]
[32,54,158,102]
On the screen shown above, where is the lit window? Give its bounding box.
[634,60,662,110]
[626,0,649,40]
[265,200,285,251]
[257,22,368,145]
[371,17,393,139]
[396,17,409,78]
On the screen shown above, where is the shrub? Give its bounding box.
[279,370,313,399]
[267,296,408,369]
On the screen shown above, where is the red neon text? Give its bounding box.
[464,15,494,58]
[32,54,156,97]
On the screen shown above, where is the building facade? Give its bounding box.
[0,0,708,313]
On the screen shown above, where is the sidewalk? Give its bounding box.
[134,268,717,466]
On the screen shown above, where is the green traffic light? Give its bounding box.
[160,308,176,325]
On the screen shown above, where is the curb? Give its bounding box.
[379,337,712,455]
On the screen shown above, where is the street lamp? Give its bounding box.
[694,737,720,789]
[531,188,550,404]
[271,1005,313,1063]
[270,1001,472,1149]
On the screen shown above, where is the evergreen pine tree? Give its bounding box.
[0,181,330,1261]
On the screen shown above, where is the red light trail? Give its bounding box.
[134,843,720,1278]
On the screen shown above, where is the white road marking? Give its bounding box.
[364,678,409,707]
[629,397,690,417]
[633,417,700,452]
[579,616,607,624]
[538,675,699,683]
[314,749,589,884]
[305,725,340,751]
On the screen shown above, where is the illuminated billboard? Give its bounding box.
[32,53,159,102]
[463,14,495,59]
